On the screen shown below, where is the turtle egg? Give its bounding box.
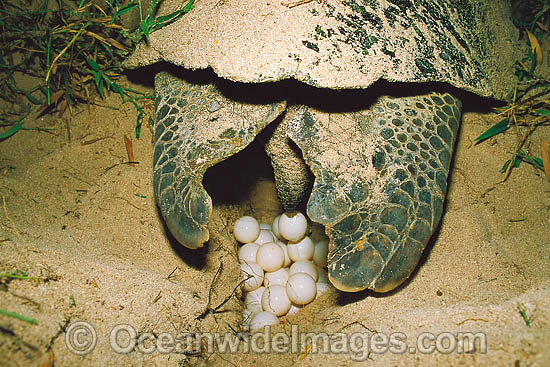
[242,309,254,328]
[264,267,289,287]
[286,304,301,316]
[313,239,329,267]
[255,229,275,245]
[316,282,331,297]
[271,215,282,240]
[233,216,260,244]
[277,241,292,268]
[317,266,329,284]
[256,242,284,272]
[238,243,260,263]
[241,261,264,292]
[249,311,279,331]
[261,285,291,316]
[287,236,314,261]
[278,212,307,242]
[289,260,318,281]
[286,273,317,305]
[244,286,265,313]
[259,223,272,230]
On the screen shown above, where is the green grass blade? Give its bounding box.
[517,149,544,170]
[140,20,150,38]
[0,272,39,284]
[46,31,52,104]
[114,3,138,18]
[135,110,143,139]
[25,93,42,105]
[86,57,101,72]
[63,69,72,105]
[0,309,38,325]
[98,78,104,98]
[0,121,25,141]
[475,118,510,143]
[183,0,195,12]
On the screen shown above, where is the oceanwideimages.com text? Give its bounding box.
[65,321,487,360]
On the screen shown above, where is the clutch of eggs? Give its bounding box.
[234,212,332,331]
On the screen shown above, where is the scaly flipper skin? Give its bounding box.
[265,106,311,211]
[287,93,461,292]
[153,72,286,248]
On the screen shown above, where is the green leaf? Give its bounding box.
[38,86,48,97]
[111,82,121,94]
[501,160,512,173]
[475,118,510,143]
[183,0,195,12]
[25,93,42,105]
[0,121,25,141]
[0,272,38,284]
[135,110,143,139]
[97,78,104,98]
[534,109,549,116]
[102,73,112,88]
[513,156,522,168]
[63,69,72,105]
[7,83,17,94]
[0,309,38,325]
[517,149,544,170]
[91,70,101,87]
[147,0,194,33]
[86,57,101,72]
[154,10,184,24]
[146,0,162,20]
[114,3,137,17]
[140,20,150,38]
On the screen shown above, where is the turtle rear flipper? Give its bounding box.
[153,72,286,248]
[287,92,461,292]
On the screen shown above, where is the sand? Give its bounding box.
[1,63,549,367]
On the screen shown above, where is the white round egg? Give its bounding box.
[238,243,260,263]
[254,229,275,245]
[316,282,331,297]
[240,261,264,292]
[233,216,260,244]
[313,239,329,267]
[256,242,284,272]
[277,241,292,268]
[259,223,272,230]
[278,212,308,242]
[286,304,301,316]
[264,267,289,287]
[244,286,265,313]
[242,309,254,328]
[261,285,291,316]
[317,266,329,284]
[271,215,282,240]
[249,311,279,331]
[286,273,317,305]
[289,260,318,281]
[287,236,315,261]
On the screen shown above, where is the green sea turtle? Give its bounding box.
[124,0,518,292]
